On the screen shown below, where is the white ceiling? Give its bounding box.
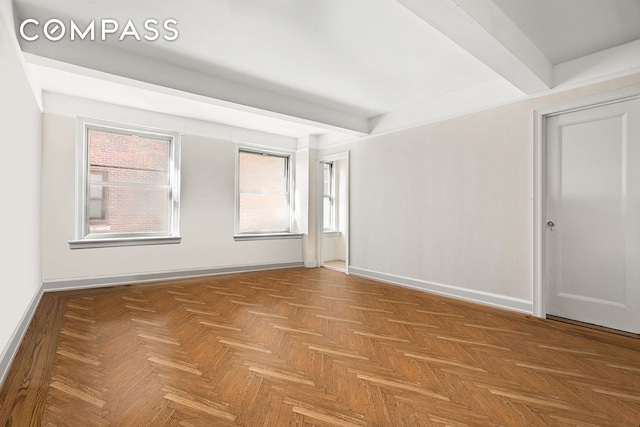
[492,0,640,64]
[11,0,640,145]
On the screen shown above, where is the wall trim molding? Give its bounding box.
[0,283,44,389]
[349,266,532,314]
[43,262,304,292]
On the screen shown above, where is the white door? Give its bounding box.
[546,98,640,334]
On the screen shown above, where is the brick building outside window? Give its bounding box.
[71,118,181,249]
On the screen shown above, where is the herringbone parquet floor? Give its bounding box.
[1,268,640,426]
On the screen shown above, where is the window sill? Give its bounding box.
[323,231,341,237]
[234,233,303,242]
[69,236,182,249]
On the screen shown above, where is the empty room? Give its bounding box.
[1,0,640,425]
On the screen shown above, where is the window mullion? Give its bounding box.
[88,181,171,190]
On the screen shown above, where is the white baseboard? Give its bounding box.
[0,283,44,389]
[304,260,318,268]
[349,266,532,314]
[44,261,304,292]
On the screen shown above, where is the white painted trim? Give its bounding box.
[0,283,44,389]
[69,236,182,249]
[315,158,325,269]
[233,233,303,241]
[349,266,532,314]
[43,262,304,292]
[317,151,350,274]
[532,84,640,319]
[323,231,341,237]
[532,108,545,318]
[535,84,640,119]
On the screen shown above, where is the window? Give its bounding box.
[70,118,181,248]
[323,162,337,232]
[236,148,296,238]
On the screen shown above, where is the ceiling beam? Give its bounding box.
[397,0,553,94]
[20,39,370,136]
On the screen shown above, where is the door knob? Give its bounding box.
[547,221,555,227]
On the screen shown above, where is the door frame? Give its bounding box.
[316,151,350,273]
[533,84,640,318]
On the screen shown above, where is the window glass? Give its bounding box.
[87,129,173,236]
[238,150,290,234]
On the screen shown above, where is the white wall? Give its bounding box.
[322,72,640,312]
[0,2,43,381]
[42,112,304,282]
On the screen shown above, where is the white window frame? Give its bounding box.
[234,146,301,241]
[323,161,338,233]
[69,117,181,249]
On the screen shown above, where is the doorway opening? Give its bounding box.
[317,152,349,273]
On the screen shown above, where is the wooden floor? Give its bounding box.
[1,268,639,426]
